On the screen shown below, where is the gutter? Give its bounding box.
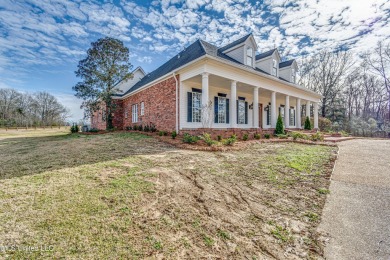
[173,72,179,133]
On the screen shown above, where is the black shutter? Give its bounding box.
[236,100,239,124]
[245,101,248,124]
[226,99,229,124]
[214,96,218,123]
[187,92,192,122]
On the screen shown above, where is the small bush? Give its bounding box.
[289,131,305,141]
[254,133,261,140]
[201,133,217,146]
[310,132,324,141]
[242,133,249,141]
[70,124,79,133]
[304,116,312,130]
[275,114,284,135]
[276,134,288,139]
[143,124,150,132]
[217,135,222,142]
[125,126,132,131]
[150,124,157,132]
[222,134,237,146]
[171,131,177,139]
[183,133,199,144]
[88,128,99,133]
[138,125,143,131]
[340,130,349,137]
[264,133,270,139]
[159,130,167,136]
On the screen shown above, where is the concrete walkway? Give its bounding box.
[320,139,390,259]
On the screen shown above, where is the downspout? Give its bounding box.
[173,72,179,133]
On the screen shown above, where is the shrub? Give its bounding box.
[222,134,237,146]
[125,126,132,131]
[70,124,79,133]
[340,130,349,137]
[88,128,99,133]
[276,134,288,139]
[183,133,199,144]
[319,117,332,131]
[171,131,177,139]
[150,124,157,132]
[304,116,312,130]
[201,133,217,146]
[310,132,324,141]
[264,133,270,139]
[275,115,284,135]
[289,131,305,141]
[217,135,222,142]
[242,133,249,141]
[254,133,261,140]
[143,124,150,132]
[159,130,167,136]
[138,125,143,131]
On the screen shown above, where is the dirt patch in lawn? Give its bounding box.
[0,131,337,259]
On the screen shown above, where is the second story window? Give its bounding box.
[291,68,296,83]
[272,59,278,76]
[246,47,253,66]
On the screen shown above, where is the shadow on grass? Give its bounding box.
[0,132,176,180]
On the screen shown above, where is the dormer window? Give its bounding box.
[246,47,253,66]
[272,59,278,76]
[291,68,296,83]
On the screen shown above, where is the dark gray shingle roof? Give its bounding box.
[255,49,276,60]
[218,33,252,52]
[279,59,295,68]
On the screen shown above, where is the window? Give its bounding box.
[289,107,295,126]
[272,59,278,76]
[102,111,106,121]
[291,68,296,83]
[192,92,202,122]
[140,102,144,116]
[132,104,138,123]
[214,96,229,124]
[237,100,246,124]
[246,47,253,66]
[265,103,271,125]
[124,109,128,119]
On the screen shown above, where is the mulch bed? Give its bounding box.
[82,130,337,151]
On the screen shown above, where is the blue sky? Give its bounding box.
[0,0,389,121]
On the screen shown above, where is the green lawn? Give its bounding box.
[0,130,337,259]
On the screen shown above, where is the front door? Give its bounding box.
[259,104,263,128]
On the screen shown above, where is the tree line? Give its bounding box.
[0,88,70,127]
[298,40,390,137]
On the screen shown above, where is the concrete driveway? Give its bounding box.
[320,139,390,259]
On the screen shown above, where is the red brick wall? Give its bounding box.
[90,99,124,130]
[122,76,178,131]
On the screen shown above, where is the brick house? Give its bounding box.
[91,34,321,136]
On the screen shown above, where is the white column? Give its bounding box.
[306,100,311,119]
[314,102,319,129]
[296,98,301,129]
[253,87,259,128]
[271,91,277,128]
[230,80,237,128]
[201,73,209,107]
[284,95,290,128]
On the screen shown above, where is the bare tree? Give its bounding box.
[298,50,354,117]
[201,101,213,130]
[364,41,390,120]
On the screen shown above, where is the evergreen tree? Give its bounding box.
[275,114,285,134]
[304,116,312,130]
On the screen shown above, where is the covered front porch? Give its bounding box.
[179,63,319,131]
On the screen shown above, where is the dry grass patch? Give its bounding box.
[0,131,337,259]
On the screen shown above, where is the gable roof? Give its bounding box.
[279,59,295,68]
[120,40,206,96]
[219,33,252,52]
[255,49,277,60]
